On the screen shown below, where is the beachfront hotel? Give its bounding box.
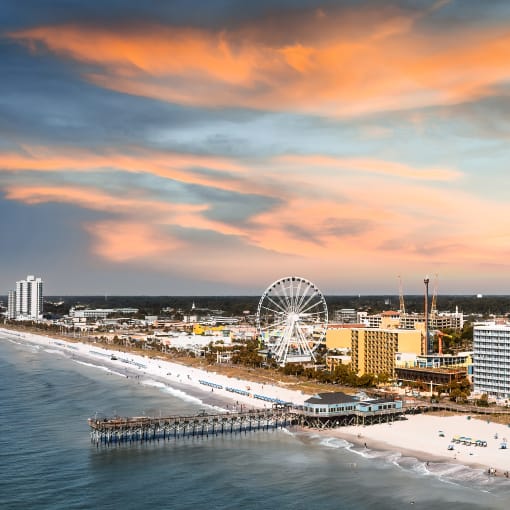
[326,327,422,377]
[473,324,510,400]
[7,275,44,320]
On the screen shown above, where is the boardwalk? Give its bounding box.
[405,401,510,417]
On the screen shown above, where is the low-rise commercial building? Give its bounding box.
[395,367,467,390]
[303,392,402,417]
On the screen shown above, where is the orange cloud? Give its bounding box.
[2,184,206,217]
[276,155,461,181]
[2,145,509,279]
[7,4,510,115]
[0,146,268,196]
[84,220,183,262]
[3,182,252,237]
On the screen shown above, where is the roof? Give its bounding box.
[304,392,358,405]
[395,367,467,374]
[358,398,395,406]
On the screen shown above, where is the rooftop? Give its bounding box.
[305,392,358,405]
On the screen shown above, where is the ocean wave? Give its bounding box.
[302,430,502,493]
[160,385,209,405]
[205,404,230,413]
[43,348,67,356]
[279,427,296,437]
[73,359,111,372]
[140,378,221,409]
[141,379,167,389]
[3,336,40,351]
[356,443,505,490]
[319,436,352,449]
[105,368,130,378]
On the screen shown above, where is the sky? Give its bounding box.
[2,0,510,296]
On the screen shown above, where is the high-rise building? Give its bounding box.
[7,290,16,319]
[473,324,510,399]
[326,327,422,376]
[9,275,44,320]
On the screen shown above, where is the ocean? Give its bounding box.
[0,334,508,509]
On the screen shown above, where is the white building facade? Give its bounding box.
[473,324,510,399]
[7,290,16,319]
[10,275,44,320]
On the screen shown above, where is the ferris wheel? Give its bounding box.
[256,276,328,366]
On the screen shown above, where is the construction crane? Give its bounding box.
[398,275,406,315]
[434,330,452,356]
[430,273,439,316]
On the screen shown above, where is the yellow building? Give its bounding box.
[326,325,360,350]
[325,354,350,371]
[327,327,422,377]
[192,323,227,336]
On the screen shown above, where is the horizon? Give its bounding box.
[2,1,510,294]
[34,293,510,298]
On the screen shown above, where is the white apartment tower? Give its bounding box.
[7,290,16,319]
[11,275,44,320]
[473,324,510,399]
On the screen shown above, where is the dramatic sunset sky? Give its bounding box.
[2,0,510,295]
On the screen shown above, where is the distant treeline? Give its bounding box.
[2,294,509,318]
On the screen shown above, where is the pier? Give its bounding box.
[91,398,503,447]
[88,404,410,446]
[88,407,296,446]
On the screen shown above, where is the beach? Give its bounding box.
[3,326,510,478]
[314,413,510,476]
[0,327,308,412]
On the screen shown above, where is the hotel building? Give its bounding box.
[357,311,464,331]
[326,327,422,377]
[7,290,16,319]
[7,275,44,320]
[473,324,510,399]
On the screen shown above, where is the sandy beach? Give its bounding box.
[0,327,308,412]
[4,326,510,476]
[318,414,510,475]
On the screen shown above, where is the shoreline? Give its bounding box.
[311,414,510,476]
[0,327,308,412]
[3,327,510,477]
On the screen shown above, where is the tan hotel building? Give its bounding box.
[326,327,422,377]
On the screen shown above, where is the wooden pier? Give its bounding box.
[88,405,410,446]
[88,408,297,446]
[88,398,510,447]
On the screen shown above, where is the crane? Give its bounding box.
[398,275,406,315]
[434,330,452,356]
[430,273,439,316]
